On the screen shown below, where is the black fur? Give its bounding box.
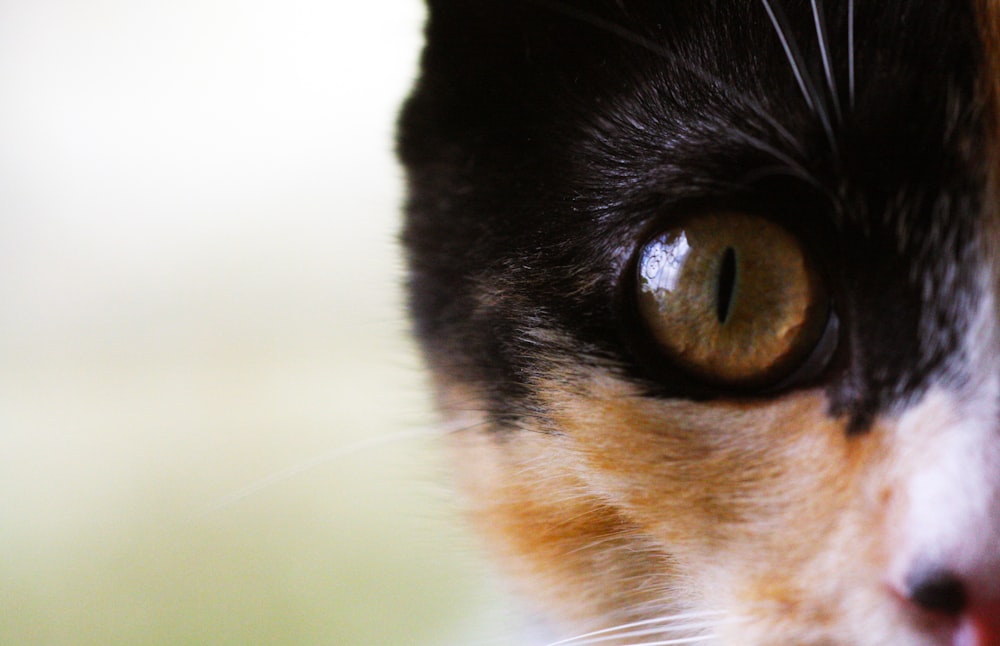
[399,0,989,431]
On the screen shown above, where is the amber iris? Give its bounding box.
[637,212,828,387]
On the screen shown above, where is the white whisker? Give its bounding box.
[848,0,856,108]
[548,622,721,645]
[545,612,726,646]
[810,0,841,121]
[759,0,815,112]
[728,130,829,196]
[618,638,715,646]
[196,425,454,516]
[758,0,837,156]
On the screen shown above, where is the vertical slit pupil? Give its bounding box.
[716,247,737,324]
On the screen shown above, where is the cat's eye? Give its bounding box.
[636,212,830,388]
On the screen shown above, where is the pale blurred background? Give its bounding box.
[0,2,514,644]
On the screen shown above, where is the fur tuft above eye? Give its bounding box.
[636,212,831,389]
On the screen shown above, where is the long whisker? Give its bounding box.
[549,622,722,645]
[727,129,830,196]
[545,612,726,646]
[759,0,815,112]
[196,420,484,516]
[809,0,842,121]
[618,638,715,646]
[758,0,837,152]
[848,0,856,109]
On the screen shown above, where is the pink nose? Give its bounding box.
[955,602,1000,646]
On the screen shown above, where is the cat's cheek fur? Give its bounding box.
[438,382,682,634]
[537,373,899,643]
[438,367,999,644]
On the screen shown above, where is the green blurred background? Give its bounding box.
[0,2,515,644]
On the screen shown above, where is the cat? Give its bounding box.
[398,1,1000,644]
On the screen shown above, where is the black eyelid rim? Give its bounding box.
[760,303,840,394]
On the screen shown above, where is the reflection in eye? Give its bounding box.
[640,231,691,298]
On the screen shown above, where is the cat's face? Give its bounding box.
[400,1,1000,644]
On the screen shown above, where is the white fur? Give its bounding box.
[890,269,1000,603]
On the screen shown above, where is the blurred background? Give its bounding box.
[0,1,514,643]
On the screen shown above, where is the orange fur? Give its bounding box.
[439,382,677,632]
[439,363,927,643]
